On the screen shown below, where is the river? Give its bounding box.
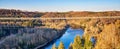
[45,27,84,49]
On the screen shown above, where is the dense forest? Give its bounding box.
[0,9,120,49]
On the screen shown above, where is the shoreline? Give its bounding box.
[34,25,70,49]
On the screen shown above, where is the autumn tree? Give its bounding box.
[22,21,33,27]
[83,35,93,49]
[52,44,57,49]
[72,35,82,49]
[58,41,65,49]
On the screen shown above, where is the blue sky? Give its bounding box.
[0,0,120,12]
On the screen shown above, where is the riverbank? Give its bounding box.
[45,27,84,49]
[35,25,70,49]
[0,25,69,49]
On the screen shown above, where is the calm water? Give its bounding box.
[45,28,84,49]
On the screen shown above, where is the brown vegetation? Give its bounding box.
[0,9,120,49]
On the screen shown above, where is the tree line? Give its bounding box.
[52,35,93,49]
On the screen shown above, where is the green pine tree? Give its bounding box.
[83,35,93,49]
[58,41,65,49]
[72,35,82,49]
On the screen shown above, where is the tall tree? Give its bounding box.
[72,35,82,49]
[84,35,93,49]
[58,41,65,49]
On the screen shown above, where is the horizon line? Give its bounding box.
[0,8,120,12]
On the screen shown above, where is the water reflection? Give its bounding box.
[45,28,84,49]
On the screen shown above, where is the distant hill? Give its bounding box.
[0,9,120,18]
[0,9,44,18]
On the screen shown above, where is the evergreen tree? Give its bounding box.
[72,35,82,49]
[58,41,65,49]
[83,35,93,49]
[52,44,57,49]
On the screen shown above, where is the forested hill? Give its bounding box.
[0,9,120,18]
[0,9,44,18]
